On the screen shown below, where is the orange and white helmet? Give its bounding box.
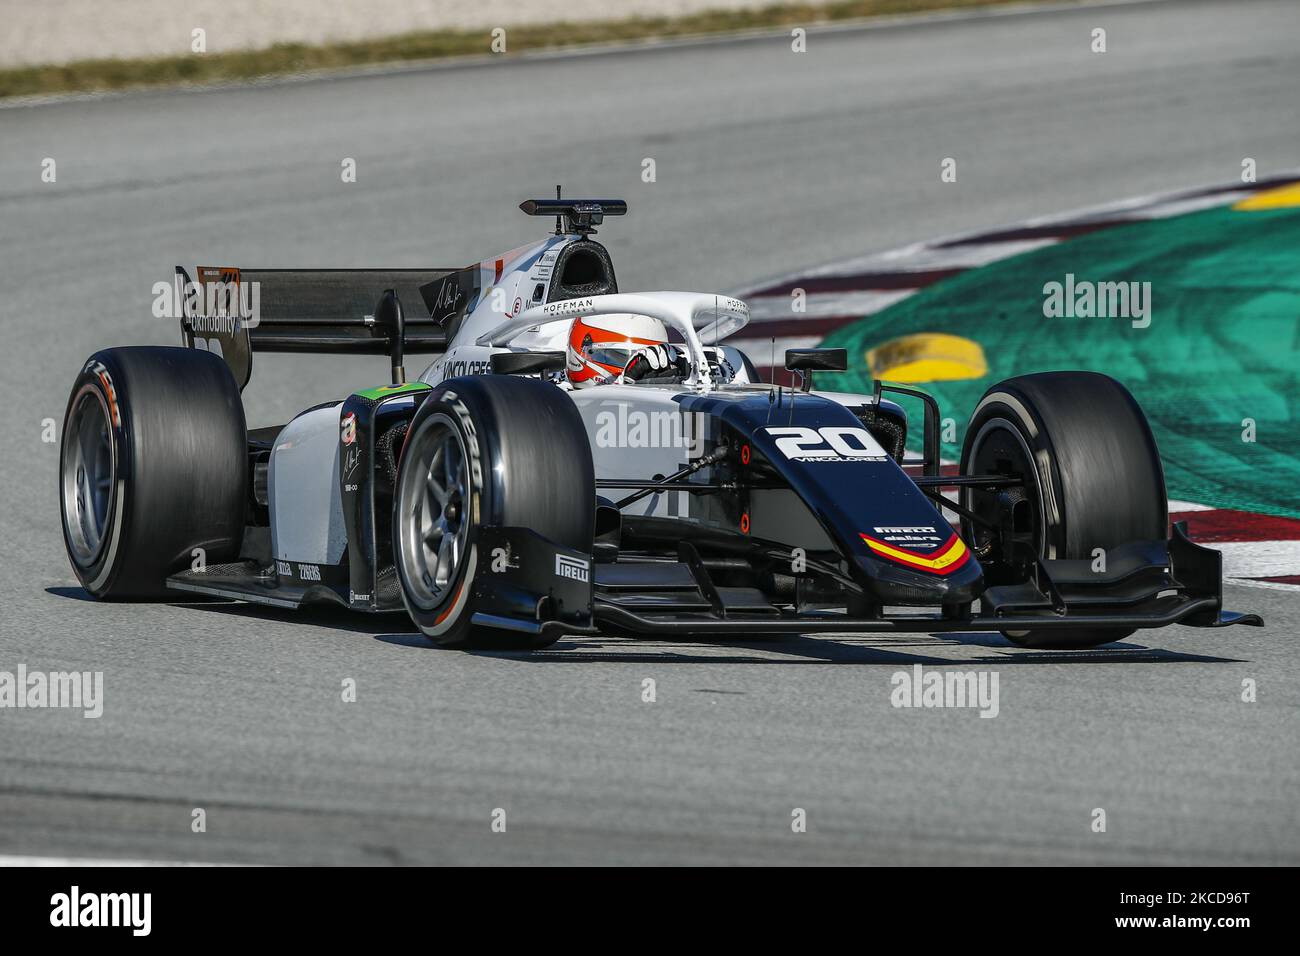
[566,313,669,388]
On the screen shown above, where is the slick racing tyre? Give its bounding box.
[60,347,247,599]
[959,371,1166,649]
[393,375,595,649]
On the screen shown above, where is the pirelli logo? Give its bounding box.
[555,553,590,583]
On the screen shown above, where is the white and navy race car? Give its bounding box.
[59,197,1260,648]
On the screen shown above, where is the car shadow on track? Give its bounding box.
[47,588,1240,666]
[45,586,101,602]
[47,588,422,636]
[421,631,1244,666]
[191,602,421,635]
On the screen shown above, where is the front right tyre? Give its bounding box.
[393,375,595,649]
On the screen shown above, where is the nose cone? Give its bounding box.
[852,533,984,606]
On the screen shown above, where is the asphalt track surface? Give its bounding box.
[1,0,1298,865]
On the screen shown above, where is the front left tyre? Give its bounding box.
[60,347,247,599]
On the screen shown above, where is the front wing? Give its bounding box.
[165,522,1261,640]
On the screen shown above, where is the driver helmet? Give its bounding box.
[566,313,669,388]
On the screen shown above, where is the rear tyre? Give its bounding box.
[393,376,595,649]
[959,371,1166,649]
[60,347,247,599]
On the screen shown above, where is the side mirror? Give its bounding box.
[785,348,848,372]
[490,351,566,376]
[374,289,405,384]
[785,347,847,392]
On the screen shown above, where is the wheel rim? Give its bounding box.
[397,414,472,611]
[962,417,1046,579]
[62,387,115,566]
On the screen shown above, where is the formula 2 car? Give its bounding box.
[59,196,1261,649]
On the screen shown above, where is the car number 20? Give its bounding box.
[763,426,888,461]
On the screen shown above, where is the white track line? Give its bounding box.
[0,853,229,867]
[746,289,914,320]
[1210,541,1300,580]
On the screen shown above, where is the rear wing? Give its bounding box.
[177,266,471,390]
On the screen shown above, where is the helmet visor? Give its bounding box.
[584,344,637,370]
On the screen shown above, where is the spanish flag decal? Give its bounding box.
[860,532,971,575]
